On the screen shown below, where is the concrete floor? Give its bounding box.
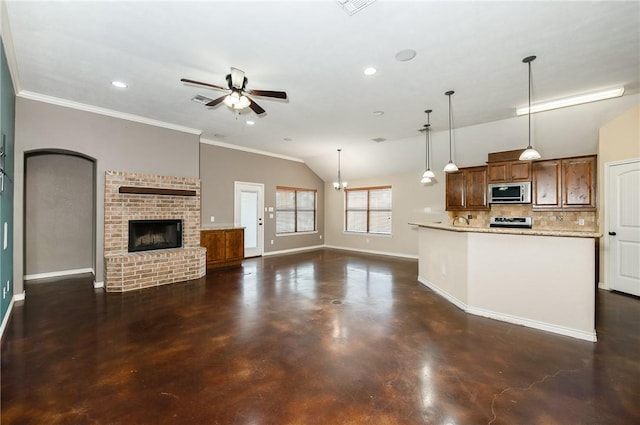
[2,248,639,424]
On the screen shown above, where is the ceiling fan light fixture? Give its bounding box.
[234,94,251,110]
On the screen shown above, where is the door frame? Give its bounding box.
[604,157,640,292]
[234,181,264,258]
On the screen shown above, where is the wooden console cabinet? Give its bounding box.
[200,228,244,269]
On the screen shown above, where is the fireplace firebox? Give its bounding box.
[128,219,182,252]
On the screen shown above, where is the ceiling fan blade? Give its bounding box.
[206,95,228,107]
[230,67,245,89]
[247,89,288,100]
[180,78,227,91]
[248,97,266,115]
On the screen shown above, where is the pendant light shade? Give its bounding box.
[443,90,458,172]
[333,148,347,191]
[519,56,541,161]
[420,109,435,183]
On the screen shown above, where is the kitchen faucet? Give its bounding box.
[452,215,470,226]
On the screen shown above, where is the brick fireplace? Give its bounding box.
[104,170,206,292]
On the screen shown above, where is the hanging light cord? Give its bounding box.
[427,113,431,170]
[337,149,342,185]
[448,93,453,161]
[527,59,532,149]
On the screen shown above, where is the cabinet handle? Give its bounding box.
[609,232,616,236]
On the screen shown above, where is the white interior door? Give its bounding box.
[234,182,264,258]
[608,160,640,296]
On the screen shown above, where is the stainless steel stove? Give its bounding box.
[489,216,533,229]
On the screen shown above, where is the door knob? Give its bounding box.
[609,231,616,236]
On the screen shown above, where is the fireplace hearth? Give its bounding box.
[128,219,182,252]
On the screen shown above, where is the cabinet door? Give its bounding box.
[225,229,244,261]
[510,162,531,181]
[445,171,465,211]
[465,167,488,210]
[532,160,561,209]
[201,230,225,263]
[488,163,508,183]
[562,156,596,209]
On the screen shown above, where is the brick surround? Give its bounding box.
[104,171,206,292]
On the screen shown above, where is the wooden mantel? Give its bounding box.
[118,186,197,196]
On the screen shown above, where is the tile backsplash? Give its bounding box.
[449,204,597,232]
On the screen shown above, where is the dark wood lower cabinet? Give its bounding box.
[201,228,244,269]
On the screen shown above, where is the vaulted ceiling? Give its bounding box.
[4,1,640,181]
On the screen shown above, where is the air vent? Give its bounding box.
[192,95,213,105]
[371,137,386,143]
[336,0,376,16]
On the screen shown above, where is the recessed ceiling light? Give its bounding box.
[363,67,377,76]
[111,81,128,88]
[246,120,255,126]
[372,111,384,116]
[395,49,417,62]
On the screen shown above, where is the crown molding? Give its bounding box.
[1,1,22,94]
[200,138,305,163]
[17,90,202,135]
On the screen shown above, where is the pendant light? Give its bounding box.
[332,148,348,191]
[519,55,541,161]
[443,90,458,172]
[420,109,435,184]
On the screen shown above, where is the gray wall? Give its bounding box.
[199,142,324,253]
[24,153,94,276]
[14,97,200,293]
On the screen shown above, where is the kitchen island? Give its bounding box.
[410,222,600,341]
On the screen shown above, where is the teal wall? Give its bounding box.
[0,39,15,324]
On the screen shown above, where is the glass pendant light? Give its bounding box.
[443,90,458,172]
[519,55,541,161]
[420,109,435,183]
[332,148,348,191]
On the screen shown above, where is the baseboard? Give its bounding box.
[417,277,468,311]
[93,281,104,289]
[13,292,25,301]
[24,268,94,281]
[0,296,15,340]
[598,281,609,290]
[467,305,597,342]
[262,245,325,257]
[324,245,418,260]
[417,277,597,342]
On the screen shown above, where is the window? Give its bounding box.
[276,187,317,234]
[345,186,392,234]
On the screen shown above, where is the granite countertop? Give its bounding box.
[408,221,601,238]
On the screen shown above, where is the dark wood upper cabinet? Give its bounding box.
[532,155,596,211]
[445,171,466,210]
[446,166,488,211]
[487,161,531,183]
[465,166,488,210]
[562,156,596,209]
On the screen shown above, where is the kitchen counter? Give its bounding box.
[409,221,601,238]
[413,224,597,342]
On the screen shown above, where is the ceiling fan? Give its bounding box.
[181,67,287,115]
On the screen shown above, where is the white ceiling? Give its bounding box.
[4,1,640,181]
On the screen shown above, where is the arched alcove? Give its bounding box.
[24,149,96,281]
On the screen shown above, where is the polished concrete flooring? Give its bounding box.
[2,249,639,424]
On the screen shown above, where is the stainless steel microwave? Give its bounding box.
[488,181,532,204]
